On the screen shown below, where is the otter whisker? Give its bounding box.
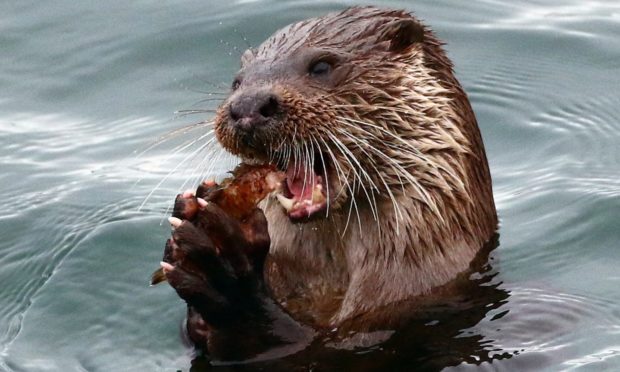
[133,128,215,190]
[311,136,330,217]
[278,145,287,168]
[319,138,350,203]
[286,144,292,170]
[336,116,429,162]
[310,140,316,193]
[320,136,362,236]
[348,132,446,225]
[373,165,404,235]
[300,142,310,199]
[333,103,419,117]
[325,130,380,199]
[341,133,414,199]
[133,120,214,160]
[202,143,234,183]
[188,96,229,107]
[296,144,302,179]
[344,178,360,236]
[183,88,228,96]
[170,135,219,192]
[174,109,218,118]
[275,137,288,155]
[183,136,223,190]
[169,128,215,155]
[160,137,222,220]
[291,142,299,181]
[284,144,291,169]
[334,123,407,192]
[301,141,315,199]
[140,131,216,212]
[325,131,379,223]
[338,116,462,187]
[335,117,444,221]
[332,125,405,233]
[280,141,290,170]
[333,128,388,227]
[272,142,284,169]
[292,119,299,144]
[325,130,380,192]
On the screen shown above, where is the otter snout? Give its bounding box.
[228,87,281,132]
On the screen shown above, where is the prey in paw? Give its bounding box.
[162,189,271,325]
[151,164,303,358]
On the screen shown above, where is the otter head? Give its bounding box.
[214,7,473,224]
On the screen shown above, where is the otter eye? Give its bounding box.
[232,78,241,91]
[309,61,332,77]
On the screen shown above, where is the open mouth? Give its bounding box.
[274,157,329,221]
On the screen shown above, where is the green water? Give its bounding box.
[1,1,619,371]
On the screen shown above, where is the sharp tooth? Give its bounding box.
[312,184,326,204]
[276,194,295,211]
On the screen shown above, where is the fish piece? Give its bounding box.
[150,163,285,286]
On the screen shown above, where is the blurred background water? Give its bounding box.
[1,0,619,370]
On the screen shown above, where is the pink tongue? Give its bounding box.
[286,163,319,201]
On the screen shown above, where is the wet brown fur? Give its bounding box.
[214,7,497,327]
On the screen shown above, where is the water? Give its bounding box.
[1,0,619,370]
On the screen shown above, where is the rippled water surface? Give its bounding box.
[1,1,619,371]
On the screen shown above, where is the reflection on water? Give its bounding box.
[1,0,620,371]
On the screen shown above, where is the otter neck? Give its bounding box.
[261,189,490,327]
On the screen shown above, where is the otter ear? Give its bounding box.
[241,48,257,67]
[378,19,424,52]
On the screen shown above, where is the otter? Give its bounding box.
[159,6,497,363]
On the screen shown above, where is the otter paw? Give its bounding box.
[172,190,208,221]
[191,202,270,272]
[196,179,219,200]
[162,204,269,325]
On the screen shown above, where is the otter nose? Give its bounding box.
[229,89,280,131]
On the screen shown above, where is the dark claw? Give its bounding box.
[150,267,167,286]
